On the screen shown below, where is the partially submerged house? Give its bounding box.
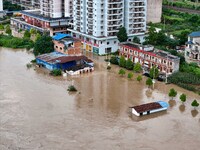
[36,52,94,74]
[53,33,82,56]
[130,101,169,116]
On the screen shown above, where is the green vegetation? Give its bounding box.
[50,69,62,76]
[168,88,177,100]
[119,56,126,68]
[133,62,142,73]
[146,78,153,88]
[191,100,199,109]
[24,30,31,39]
[0,24,4,30]
[0,34,34,49]
[163,0,200,10]
[126,58,133,70]
[137,75,142,82]
[127,72,134,80]
[110,56,119,65]
[180,94,187,103]
[168,72,200,93]
[3,0,23,11]
[33,34,54,56]
[5,25,11,35]
[150,8,200,45]
[118,69,126,76]
[133,36,140,44]
[67,85,77,92]
[149,66,159,79]
[148,9,200,93]
[26,63,32,69]
[117,27,128,42]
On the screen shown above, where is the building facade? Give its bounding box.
[0,0,3,18]
[10,0,72,36]
[119,42,180,74]
[53,33,82,56]
[69,0,147,55]
[185,31,200,66]
[147,0,162,23]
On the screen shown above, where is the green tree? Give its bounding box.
[133,62,142,73]
[118,69,126,76]
[168,88,177,100]
[146,78,153,88]
[127,72,134,80]
[33,34,54,56]
[133,36,140,44]
[0,24,4,30]
[30,28,37,35]
[191,100,199,109]
[144,26,157,45]
[137,75,142,82]
[24,30,31,39]
[119,56,126,68]
[126,58,133,70]
[35,33,41,40]
[5,25,11,35]
[150,66,159,79]
[179,94,187,103]
[117,27,128,42]
[110,56,118,65]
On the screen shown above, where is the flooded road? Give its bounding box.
[0,47,200,150]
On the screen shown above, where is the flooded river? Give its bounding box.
[0,47,200,150]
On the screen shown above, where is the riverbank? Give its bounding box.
[0,47,199,150]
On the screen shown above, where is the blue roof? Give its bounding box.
[189,31,200,37]
[52,33,71,40]
[157,101,169,108]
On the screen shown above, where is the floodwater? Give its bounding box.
[0,47,200,150]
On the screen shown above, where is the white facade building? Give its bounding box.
[69,0,147,55]
[41,0,72,18]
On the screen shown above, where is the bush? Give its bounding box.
[67,85,77,92]
[110,56,118,65]
[118,69,126,76]
[119,56,126,68]
[126,58,133,70]
[127,72,134,79]
[50,69,62,76]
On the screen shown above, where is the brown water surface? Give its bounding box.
[0,48,200,150]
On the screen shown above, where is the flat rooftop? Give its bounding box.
[21,10,72,22]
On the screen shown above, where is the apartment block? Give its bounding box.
[69,0,147,55]
[185,31,200,66]
[6,0,40,9]
[11,0,72,36]
[119,42,180,74]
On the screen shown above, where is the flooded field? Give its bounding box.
[0,47,200,150]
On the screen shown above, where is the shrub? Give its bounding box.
[168,88,177,100]
[137,75,142,82]
[191,100,199,109]
[110,56,118,65]
[118,69,126,76]
[126,58,133,70]
[50,69,62,76]
[133,62,142,73]
[127,72,134,80]
[67,85,77,92]
[119,56,126,68]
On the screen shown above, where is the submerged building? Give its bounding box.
[185,31,200,66]
[69,0,147,55]
[147,0,162,23]
[119,42,180,74]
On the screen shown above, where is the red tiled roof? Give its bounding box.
[131,102,162,113]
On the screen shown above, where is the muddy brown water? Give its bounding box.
[0,47,200,150]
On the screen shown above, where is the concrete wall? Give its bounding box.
[147,0,163,23]
[0,0,3,11]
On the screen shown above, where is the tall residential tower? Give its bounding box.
[69,0,147,55]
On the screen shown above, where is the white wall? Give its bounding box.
[0,0,3,11]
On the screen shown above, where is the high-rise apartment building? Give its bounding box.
[147,0,162,23]
[7,0,40,9]
[69,0,147,55]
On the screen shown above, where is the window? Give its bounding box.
[60,47,62,50]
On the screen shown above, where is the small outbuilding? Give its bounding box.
[130,101,169,116]
[36,52,93,71]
